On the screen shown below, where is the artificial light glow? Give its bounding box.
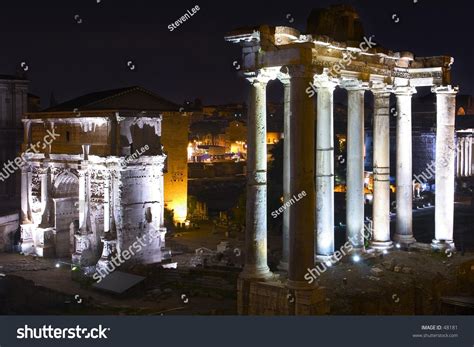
[382,249,388,255]
[352,255,361,263]
[325,261,333,267]
[55,263,60,268]
[395,243,401,249]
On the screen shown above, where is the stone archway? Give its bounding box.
[52,171,79,257]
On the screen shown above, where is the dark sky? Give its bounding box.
[0,0,472,108]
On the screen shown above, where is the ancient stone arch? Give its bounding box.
[52,171,79,198]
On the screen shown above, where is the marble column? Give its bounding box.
[456,137,463,177]
[287,66,315,288]
[469,136,473,176]
[394,86,417,245]
[103,172,110,233]
[39,165,52,227]
[432,85,458,250]
[315,76,337,259]
[345,82,367,250]
[370,89,393,250]
[241,69,275,280]
[278,75,291,271]
[20,165,31,223]
[78,169,88,233]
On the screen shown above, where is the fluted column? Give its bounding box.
[39,165,52,227]
[278,74,291,271]
[370,88,393,250]
[241,69,276,279]
[432,85,458,250]
[103,172,110,233]
[344,81,367,250]
[314,76,338,259]
[469,136,473,176]
[394,86,417,245]
[287,66,315,288]
[20,165,31,223]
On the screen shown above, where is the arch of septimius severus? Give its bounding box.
[225,19,458,314]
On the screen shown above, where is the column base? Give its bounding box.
[370,240,393,250]
[431,239,455,251]
[393,234,416,246]
[346,245,365,254]
[240,264,274,281]
[315,254,334,263]
[277,261,288,271]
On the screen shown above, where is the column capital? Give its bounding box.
[277,70,291,85]
[244,67,280,85]
[341,79,369,91]
[432,85,459,95]
[393,86,417,96]
[285,65,315,79]
[313,74,339,90]
[370,82,392,96]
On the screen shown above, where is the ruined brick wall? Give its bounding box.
[161,112,189,223]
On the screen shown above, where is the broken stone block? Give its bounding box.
[382,259,396,270]
[370,267,384,277]
[216,241,229,253]
[394,265,402,273]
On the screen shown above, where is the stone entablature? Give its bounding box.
[225,25,452,88]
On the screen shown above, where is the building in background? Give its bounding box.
[0,74,29,210]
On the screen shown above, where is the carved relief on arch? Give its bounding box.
[52,170,79,198]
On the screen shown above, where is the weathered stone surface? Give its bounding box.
[370,267,384,277]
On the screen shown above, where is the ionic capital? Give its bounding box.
[341,79,369,91]
[313,73,339,91]
[431,85,459,95]
[245,67,280,85]
[393,86,417,96]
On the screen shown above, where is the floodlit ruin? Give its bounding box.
[226,5,460,314]
[19,111,168,271]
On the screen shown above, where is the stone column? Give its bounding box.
[469,136,473,176]
[78,168,88,233]
[456,137,462,177]
[394,86,417,245]
[344,82,367,250]
[278,75,291,271]
[39,165,52,227]
[370,88,393,250]
[103,172,110,233]
[20,165,31,223]
[241,69,275,280]
[432,86,458,250]
[287,66,315,288]
[314,76,337,259]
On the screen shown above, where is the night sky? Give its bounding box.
[0,0,471,108]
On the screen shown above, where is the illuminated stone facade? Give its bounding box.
[226,5,458,314]
[19,87,187,269]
